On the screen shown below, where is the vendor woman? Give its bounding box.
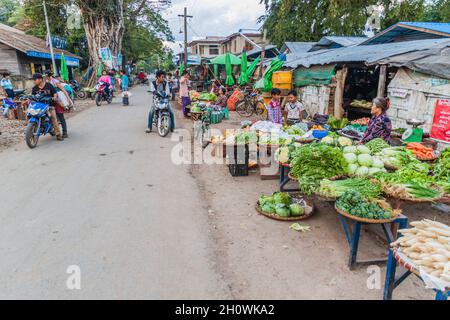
[361,97,392,144]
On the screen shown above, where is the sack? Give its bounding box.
[57,91,71,109]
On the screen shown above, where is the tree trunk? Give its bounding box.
[79,0,125,86]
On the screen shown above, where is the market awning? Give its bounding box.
[210,53,241,65]
[294,65,336,86]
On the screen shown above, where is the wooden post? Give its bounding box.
[334,67,348,119]
[377,64,387,98]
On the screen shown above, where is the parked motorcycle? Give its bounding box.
[151,91,171,137]
[95,81,113,106]
[70,80,87,100]
[23,95,57,149]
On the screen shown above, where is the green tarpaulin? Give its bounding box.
[238,50,249,85]
[295,65,336,87]
[210,53,241,65]
[60,53,69,81]
[225,53,235,86]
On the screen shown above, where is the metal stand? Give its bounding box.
[338,214,408,270]
[279,164,300,192]
[384,249,449,300]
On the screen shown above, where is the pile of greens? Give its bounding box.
[336,190,392,220]
[435,149,450,181]
[327,116,349,130]
[199,92,217,102]
[318,178,382,200]
[234,131,258,145]
[259,192,305,217]
[290,143,347,195]
[365,138,389,154]
[375,147,417,169]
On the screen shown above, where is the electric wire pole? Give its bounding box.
[178,7,193,69]
[43,0,57,73]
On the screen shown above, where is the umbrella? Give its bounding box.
[97,63,103,77]
[60,53,69,81]
[246,57,260,79]
[179,63,184,76]
[213,64,219,79]
[210,53,241,65]
[255,55,285,92]
[238,50,249,85]
[225,53,235,86]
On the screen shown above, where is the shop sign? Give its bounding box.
[389,88,408,99]
[430,99,450,143]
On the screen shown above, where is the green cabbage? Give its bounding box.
[273,192,292,206]
[275,204,291,217]
[356,166,369,176]
[357,145,371,155]
[290,204,305,216]
[343,146,357,154]
[348,163,359,175]
[358,154,373,167]
[344,153,357,164]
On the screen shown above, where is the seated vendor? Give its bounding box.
[214,87,228,109]
[361,97,392,144]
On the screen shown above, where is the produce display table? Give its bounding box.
[337,213,408,270]
[279,163,300,192]
[384,249,449,300]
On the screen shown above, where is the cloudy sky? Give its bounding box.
[163,0,266,54]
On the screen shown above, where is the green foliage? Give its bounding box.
[260,0,449,46]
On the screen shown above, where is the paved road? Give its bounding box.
[0,87,230,299]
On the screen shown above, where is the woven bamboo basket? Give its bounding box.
[335,205,397,224]
[256,198,314,222]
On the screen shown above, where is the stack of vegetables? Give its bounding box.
[365,138,390,154]
[233,131,258,145]
[407,143,437,161]
[275,143,302,164]
[435,149,450,195]
[375,162,443,201]
[189,91,201,101]
[199,92,217,102]
[318,177,382,200]
[259,192,307,217]
[391,219,450,282]
[343,145,387,177]
[327,116,349,130]
[375,147,418,169]
[290,143,347,195]
[322,132,353,148]
[351,118,370,126]
[336,190,393,220]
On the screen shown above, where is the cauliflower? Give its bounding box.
[338,137,353,147]
[322,136,335,145]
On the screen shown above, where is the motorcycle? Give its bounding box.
[70,80,87,100]
[2,97,16,118]
[95,81,113,106]
[23,94,57,149]
[151,91,171,137]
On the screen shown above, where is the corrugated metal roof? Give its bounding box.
[281,42,316,56]
[374,43,450,80]
[401,22,450,35]
[361,22,450,45]
[0,23,81,60]
[285,38,450,68]
[317,36,367,47]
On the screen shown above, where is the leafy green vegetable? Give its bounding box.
[273,192,292,206]
[318,178,382,199]
[336,190,391,220]
[365,138,389,154]
[275,204,291,217]
[328,116,349,130]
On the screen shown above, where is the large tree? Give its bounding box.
[260,0,447,47]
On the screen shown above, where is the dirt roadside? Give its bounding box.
[176,107,450,300]
[0,98,95,152]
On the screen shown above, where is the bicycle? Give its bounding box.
[236,89,268,120]
[192,104,211,149]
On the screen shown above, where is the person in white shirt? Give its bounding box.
[283,90,305,125]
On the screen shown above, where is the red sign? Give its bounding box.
[431,99,450,143]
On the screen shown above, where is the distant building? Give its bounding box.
[0,23,81,87]
[189,37,227,58]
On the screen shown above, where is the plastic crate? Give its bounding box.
[226,144,249,177]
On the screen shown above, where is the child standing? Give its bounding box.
[120,70,129,106]
[55,103,68,139]
[267,88,283,124]
[283,90,305,125]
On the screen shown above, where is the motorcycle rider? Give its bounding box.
[146,70,175,134]
[31,73,64,141]
[98,70,112,98]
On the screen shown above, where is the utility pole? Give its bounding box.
[43,0,57,73]
[259,29,268,78]
[178,7,193,70]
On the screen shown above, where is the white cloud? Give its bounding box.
[163,0,265,53]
